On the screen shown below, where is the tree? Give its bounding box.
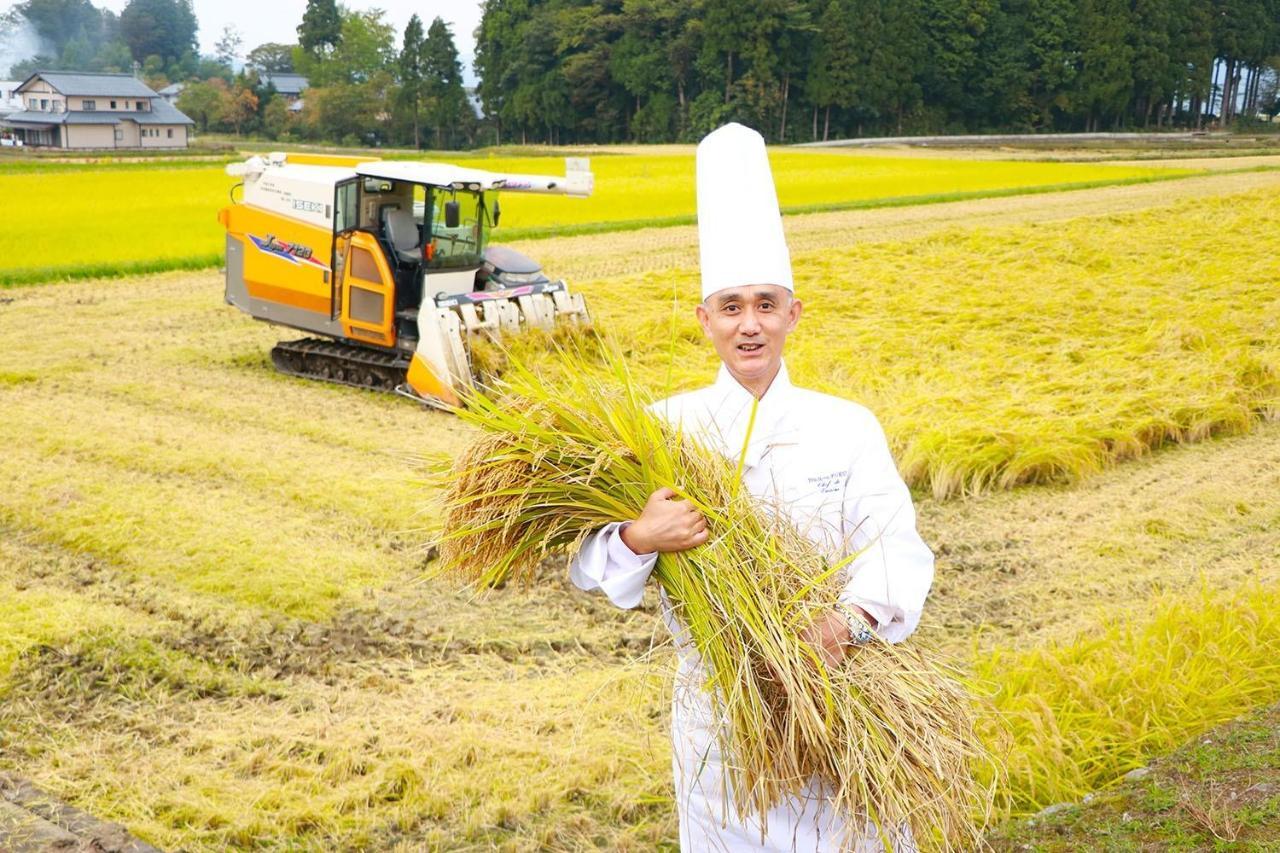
[1214,0,1271,123]
[1128,0,1173,125]
[303,81,385,143]
[917,0,995,129]
[1074,0,1134,130]
[223,82,259,135]
[398,14,426,148]
[246,42,295,73]
[804,0,859,140]
[297,0,341,57]
[473,0,522,145]
[459,0,1280,144]
[262,94,290,138]
[177,77,229,131]
[119,0,197,66]
[16,0,111,53]
[422,17,471,148]
[1025,0,1079,128]
[214,24,242,69]
[324,8,396,85]
[1170,0,1216,125]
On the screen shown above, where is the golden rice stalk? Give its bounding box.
[436,345,997,849]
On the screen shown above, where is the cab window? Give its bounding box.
[334,181,358,232]
[427,190,485,269]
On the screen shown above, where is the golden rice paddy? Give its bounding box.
[561,189,1280,499]
[0,150,1190,285]
[0,162,1276,849]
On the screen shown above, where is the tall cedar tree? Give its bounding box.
[298,0,341,57]
[422,17,470,149]
[805,0,858,140]
[1076,0,1134,130]
[119,0,197,65]
[399,14,426,149]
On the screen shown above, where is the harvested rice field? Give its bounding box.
[0,155,1278,850]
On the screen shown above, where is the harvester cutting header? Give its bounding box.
[219,151,594,407]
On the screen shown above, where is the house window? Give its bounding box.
[83,100,95,111]
[110,100,117,109]
[40,98,48,110]
[114,128,123,141]
[166,128,173,138]
[28,98,35,109]
[137,100,145,110]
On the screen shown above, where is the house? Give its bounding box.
[158,82,185,104]
[260,72,308,113]
[0,81,25,115]
[0,71,194,149]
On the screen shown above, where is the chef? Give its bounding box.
[569,123,934,851]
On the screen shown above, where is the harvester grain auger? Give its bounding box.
[219,152,593,408]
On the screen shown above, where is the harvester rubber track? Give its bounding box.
[271,338,409,393]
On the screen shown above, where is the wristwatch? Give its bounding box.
[835,602,876,647]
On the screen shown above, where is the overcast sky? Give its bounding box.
[91,1,485,83]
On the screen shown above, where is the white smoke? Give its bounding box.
[0,13,52,79]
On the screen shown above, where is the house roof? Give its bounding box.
[3,99,194,127]
[18,71,157,98]
[0,118,55,130]
[143,99,194,124]
[262,73,308,95]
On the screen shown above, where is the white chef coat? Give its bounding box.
[570,361,934,851]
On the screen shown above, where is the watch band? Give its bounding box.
[835,602,876,646]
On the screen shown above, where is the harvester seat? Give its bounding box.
[384,209,422,265]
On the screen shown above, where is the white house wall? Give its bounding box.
[64,124,115,149]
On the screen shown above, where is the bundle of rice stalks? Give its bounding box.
[436,348,996,849]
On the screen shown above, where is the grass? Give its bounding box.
[989,701,1280,850]
[0,149,1191,286]
[0,180,1277,848]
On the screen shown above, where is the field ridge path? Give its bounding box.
[0,773,163,852]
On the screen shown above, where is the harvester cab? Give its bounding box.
[219,152,593,408]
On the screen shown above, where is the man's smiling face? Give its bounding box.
[695,285,802,394]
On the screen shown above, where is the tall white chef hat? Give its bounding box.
[696,122,793,301]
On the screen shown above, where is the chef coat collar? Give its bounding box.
[708,360,798,468]
[712,359,794,406]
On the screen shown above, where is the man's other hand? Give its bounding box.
[621,487,708,555]
[801,609,857,669]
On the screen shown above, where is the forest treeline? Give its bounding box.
[4,0,1279,148]
[477,0,1280,143]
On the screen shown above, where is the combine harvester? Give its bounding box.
[219,152,593,408]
